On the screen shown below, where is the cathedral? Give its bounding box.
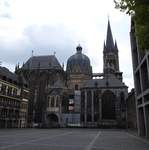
[16,20,128,128]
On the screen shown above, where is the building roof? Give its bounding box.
[82,77,127,89]
[0,66,28,86]
[22,55,63,70]
[0,66,18,81]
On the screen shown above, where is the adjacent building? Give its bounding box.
[130,18,149,137]
[0,66,29,128]
[126,89,137,130]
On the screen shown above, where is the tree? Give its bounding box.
[114,0,149,50]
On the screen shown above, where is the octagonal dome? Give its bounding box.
[66,45,92,75]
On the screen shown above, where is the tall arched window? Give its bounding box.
[94,90,99,122]
[87,91,92,122]
[56,96,59,107]
[81,91,85,122]
[120,92,125,112]
[51,96,55,107]
[75,84,79,90]
[48,97,50,107]
[101,90,116,120]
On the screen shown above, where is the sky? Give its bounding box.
[0,0,134,91]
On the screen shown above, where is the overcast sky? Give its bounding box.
[0,0,134,91]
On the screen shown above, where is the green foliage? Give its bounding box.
[114,0,149,50]
[114,0,135,14]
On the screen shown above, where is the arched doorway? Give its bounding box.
[101,90,116,120]
[47,114,59,127]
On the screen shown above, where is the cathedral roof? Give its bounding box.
[22,55,63,70]
[66,45,92,75]
[82,77,127,89]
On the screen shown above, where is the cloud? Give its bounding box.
[0,24,80,70]
[0,0,12,18]
[0,0,134,90]
[23,24,80,63]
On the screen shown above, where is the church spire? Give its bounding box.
[103,19,120,76]
[105,19,115,52]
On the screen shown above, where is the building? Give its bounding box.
[130,18,149,137]
[0,66,29,128]
[80,20,128,127]
[126,89,137,130]
[63,44,93,126]
[17,20,128,128]
[16,55,65,127]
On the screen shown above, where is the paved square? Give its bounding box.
[0,129,149,150]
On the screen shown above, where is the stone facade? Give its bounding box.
[81,81,127,128]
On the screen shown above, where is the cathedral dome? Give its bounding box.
[66,45,92,75]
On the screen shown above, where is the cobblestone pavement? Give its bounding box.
[0,128,149,150]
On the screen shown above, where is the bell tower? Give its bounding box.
[103,20,122,80]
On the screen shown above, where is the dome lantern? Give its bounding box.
[76,44,82,53]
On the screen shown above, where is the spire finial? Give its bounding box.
[108,14,110,21]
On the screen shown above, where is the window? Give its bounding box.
[75,84,78,90]
[0,83,2,92]
[47,97,50,107]
[102,90,116,120]
[51,97,55,107]
[1,85,6,95]
[56,96,59,107]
